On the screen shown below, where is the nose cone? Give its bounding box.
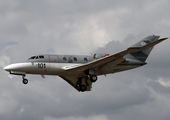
[4,63,32,73]
[4,64,14,71]
[4,63,23,72]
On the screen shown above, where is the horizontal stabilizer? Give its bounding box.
[125,36,168,62]
[128,37,168,52]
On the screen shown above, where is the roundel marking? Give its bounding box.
[141,41,147,46]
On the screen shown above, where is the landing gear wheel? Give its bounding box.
[23,79,28,84]
[80,85,87,92]
[90,75,98,82]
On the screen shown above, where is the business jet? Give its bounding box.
[4,35,168,92]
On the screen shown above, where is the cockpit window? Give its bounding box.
[39,56,44,59]
[28,56,36,60]
[35,56,39,59]
[28,55,44,60]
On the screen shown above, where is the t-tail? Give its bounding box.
[124,35,168,63]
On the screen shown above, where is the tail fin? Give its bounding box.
[124,35,166,62]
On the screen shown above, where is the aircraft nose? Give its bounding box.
[4,64,21,71]
[4,65,13,71]
[4,63,31,72]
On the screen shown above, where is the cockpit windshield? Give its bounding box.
[28,56,36,60]
[28,55,44,60]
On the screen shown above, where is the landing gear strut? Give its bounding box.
[9,72,28,85]
[22,75,28,84]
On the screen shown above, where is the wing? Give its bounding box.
[63,49,136,74]
[63,37,168,75]
[59,48,142,92]
[60,37,168,92]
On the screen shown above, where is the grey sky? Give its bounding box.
[0,0,170,120]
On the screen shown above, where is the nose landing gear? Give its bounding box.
[22,75,28,84]
[23,78,28,84]
[9,72,28,85]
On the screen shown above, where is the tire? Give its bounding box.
[23,79,28,84]
[80,85,87,92]
[90,75,98,82]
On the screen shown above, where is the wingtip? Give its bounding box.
[161,37,169,40]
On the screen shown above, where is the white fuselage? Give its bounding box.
[3,35,167,92]
[4,54,144,77]
[4,61,141,77]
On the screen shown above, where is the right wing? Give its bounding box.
[60,36,168,92]
[63,37,168,75]
[63,48,138,74]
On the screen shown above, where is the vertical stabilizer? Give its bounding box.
[124,35,160,62]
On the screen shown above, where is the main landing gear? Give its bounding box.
[77,75,98,92]
[90,75,98,82]
[22,75,28,84]
[80,84,87,92]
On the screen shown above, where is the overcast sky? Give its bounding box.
[0,0,170,120]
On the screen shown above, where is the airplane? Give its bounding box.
[4,35,168,92]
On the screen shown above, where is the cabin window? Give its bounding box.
[84,58,88,62]
[73,57,77,61]
[63,57,67,61]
